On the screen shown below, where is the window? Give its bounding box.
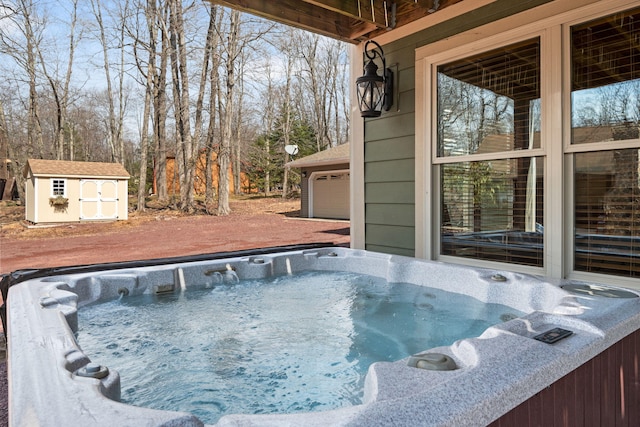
[52,179,66,197]
[436,39,544,267]
[417,2,640,283]
[571,7,640,278]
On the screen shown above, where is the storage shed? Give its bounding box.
[286,143,350,220]
[23,159,130,224]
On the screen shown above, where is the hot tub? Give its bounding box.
[3,245,640,426]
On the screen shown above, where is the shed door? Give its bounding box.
[311,171,349,219]
[80,180,119,220]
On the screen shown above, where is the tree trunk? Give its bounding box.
[205,5,222,211]
[233,76,244,195]
[20,0,43,159]
[153,0,169,201]
[168,0,194,212]
[37,0,77,161]
[281,51,293,198]
[135,1,158,213]
[217,10,240,216]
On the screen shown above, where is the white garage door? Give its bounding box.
[80,179,119,220]
[311,171,349,219]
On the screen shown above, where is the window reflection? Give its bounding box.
[441,158,544,267]
[437,38,543,267]
[574,150,640,276]
[437,39,541,157]
[572,8,640,277]
[571,8,640,144]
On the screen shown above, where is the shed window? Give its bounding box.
[571,7,640,278]
[52,179,66,197]
[437,38,543,267]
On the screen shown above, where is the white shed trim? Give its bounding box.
[79,179,120,220]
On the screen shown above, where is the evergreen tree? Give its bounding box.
[247,109,316,194]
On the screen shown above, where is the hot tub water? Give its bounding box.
[76,270,522,424]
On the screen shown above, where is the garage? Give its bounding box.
[310,171,350,219]
[286,143,350,220]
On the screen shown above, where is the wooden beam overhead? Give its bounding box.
[303,0,389,29]
[208,0,472,43]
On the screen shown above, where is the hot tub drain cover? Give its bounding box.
[561,283,638,299]
[407,352,457,371]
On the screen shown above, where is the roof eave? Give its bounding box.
[286,157,350,169]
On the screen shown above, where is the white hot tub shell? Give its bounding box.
[4,246,640,426]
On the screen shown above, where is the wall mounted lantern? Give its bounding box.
[356,40,393,118]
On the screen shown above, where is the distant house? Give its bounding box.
[165,151,250,196]
[286,143,350,220]
[23,159,130,224]
[0,158,17,201]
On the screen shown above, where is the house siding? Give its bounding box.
[25,175,36,223]
[363,0,554,256]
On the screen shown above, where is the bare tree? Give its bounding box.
[1,0,45,160]
[292,32,349,151]
[152,0,169,201]
[37,0,80,160]
[129,0,158,212]
[0,1,351,212]
[204,6,223,211]
[280,33,294,198]
[90,0,128,163]
[216,9,240,215]
[189,1,218,210]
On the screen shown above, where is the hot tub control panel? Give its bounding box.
[534,328,573,344]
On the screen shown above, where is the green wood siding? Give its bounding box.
[365,136,414,162]
[366,203,415,226]
[366,224,415,251]
[365,159,414,182]
[365,245,416,257]
[366,182,414,204]
[363,0,553,256]
[365,112,415,141]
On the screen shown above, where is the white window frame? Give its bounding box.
[51,178,67,198]
[562,6,640,289]
[415,0,640,288]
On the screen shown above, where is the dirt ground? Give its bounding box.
[0,196,349,274]
[0,196,350,427]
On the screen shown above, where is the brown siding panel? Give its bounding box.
[489,329,640,426]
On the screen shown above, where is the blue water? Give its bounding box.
[76,271,522,424]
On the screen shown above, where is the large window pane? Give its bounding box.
[571,8,640,144]
[441,157,544,267]
[575,150,640,277]
[437,39,541,157]
[572,8,640,278]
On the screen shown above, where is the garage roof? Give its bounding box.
[24,159,130,179]
[286,143,350,169]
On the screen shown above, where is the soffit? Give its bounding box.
[208,0,468,43]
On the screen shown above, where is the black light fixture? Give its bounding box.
[356,40,393,118]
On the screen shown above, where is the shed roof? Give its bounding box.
[286,143,350,169]
[24,159,130,179]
